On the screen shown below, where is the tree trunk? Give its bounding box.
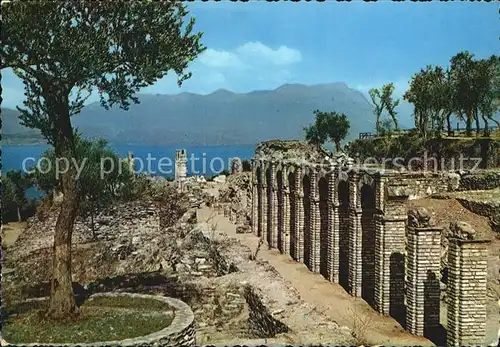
[46,96,80,321]
[446,113,452,136]
[474,108,480,137]
[466,110,473,137]
[17,206,22,222]
[334,140,341,152]
[482,114,490,137]
[375,113,380,135]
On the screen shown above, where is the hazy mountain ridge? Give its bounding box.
[1,82,414,145]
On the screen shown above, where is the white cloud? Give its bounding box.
[199,41,302,69]
[236,41,302,66]
[199,49,245,68]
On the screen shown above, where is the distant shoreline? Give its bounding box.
[2,141,258,148]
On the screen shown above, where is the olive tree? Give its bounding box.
[1,1,205,320]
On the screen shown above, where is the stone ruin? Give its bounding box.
[230,157,243,175]
[246,139,491,346]
[175,149,188,190]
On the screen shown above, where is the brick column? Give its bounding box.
[405,226,442,336]
[447,238,490,346]
[251,162,257,235]
[267,164,278,249]
[374,197,408,318]
[296,168,304,263]
[328,172,339,283]
[277,178,284,253]
[261,181,267,242]
[348,172,362,297]
[310,170,320,273]
[283,187,291,255]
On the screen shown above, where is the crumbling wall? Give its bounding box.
[218,172,252,226]
[243,285,289,338]
[456,197,500,233]
[457,171,500,191]
[397,173,458,199]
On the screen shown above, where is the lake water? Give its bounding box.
[2,143,256,199]
[2,143,256,177]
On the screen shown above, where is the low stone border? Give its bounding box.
[4,292,195,347]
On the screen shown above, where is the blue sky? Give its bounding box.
[2,1,498,109]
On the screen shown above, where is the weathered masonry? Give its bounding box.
[250,140,490,345]
[175,149,188,189]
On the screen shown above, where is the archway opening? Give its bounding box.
[303,174,312,270]
[319,176,329,279]
[257,167,262,237]
[288,172,297,260]
[338,180,350,291]
[361,182,376,308]
[277,170,284,253]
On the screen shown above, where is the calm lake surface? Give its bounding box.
[2,143,256,178]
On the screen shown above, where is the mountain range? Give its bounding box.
[1,82,414,146]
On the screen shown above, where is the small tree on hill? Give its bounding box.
[1,1,205,320]
[369,83,400,134]
[304,110,350,151]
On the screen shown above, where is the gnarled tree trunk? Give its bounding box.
[46,95,80,321]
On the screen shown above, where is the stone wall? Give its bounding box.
[456,196,500,233]
[398,172,458,200]
[8,293,195,347]
[243,285,289,338]
[457,171,500,191]
[446,239,490,346]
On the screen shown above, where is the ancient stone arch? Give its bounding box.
[250,141,487,344]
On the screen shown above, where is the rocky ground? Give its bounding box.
[3,172,499,345]
[1,177,354,345]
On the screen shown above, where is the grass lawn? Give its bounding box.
[2,295,175,344]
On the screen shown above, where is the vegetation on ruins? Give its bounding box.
[349,51,499,163]
[304,110,351,151]
[1,1,205,320]
[369,83,400,134]
[32,135,134,238]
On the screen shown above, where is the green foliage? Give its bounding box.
[32,134,134,237]
[369,83,400,134]
[346,132,426,164]
[304,110,350,151]
[405,51,499,139]
[1,170,35,223]
[2,1,206,145]
[2,0,206,317]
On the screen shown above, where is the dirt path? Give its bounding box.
[197,205,432,346]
